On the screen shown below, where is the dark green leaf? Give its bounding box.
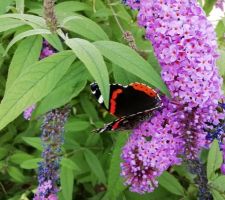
[22,137,42,151]
[9,153,34,164]
[107,133,128,199]
[84,149,106,184]
[203,0,217,16]
[8,166,26,183]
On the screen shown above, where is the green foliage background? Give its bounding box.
[0,0,225,199]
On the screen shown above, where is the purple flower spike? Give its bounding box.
[122,0,225,194]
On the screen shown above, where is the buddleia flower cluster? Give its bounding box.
[33,107,70,200]
[122,0,225,194]
[23,40,56,120]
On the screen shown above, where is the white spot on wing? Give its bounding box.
[98,95,104,104]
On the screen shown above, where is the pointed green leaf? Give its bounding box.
[61,166,74,200]
[211,176,225,192]
[8,166,26,183]
[207,140,223,180]
[4,29,51,55]
[22,137,42,151]
[62,15,109,41]
[84,149,106,184]
[0,51,75,130]
[61,158,80,171]
[107,133,128,199]
[6,35,42,90]
[20,158,43,169]
[94,41,168,95]
[0,18,25,33]
[66,38,109,107]
[158,171,185,196]
[55,1,91,12]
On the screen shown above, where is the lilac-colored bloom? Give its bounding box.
[216,0,224,11]
[23,104,36,120]
[122,0,225,193]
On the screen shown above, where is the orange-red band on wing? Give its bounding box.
[110,89,123,115]
[130,83,157,97]
[112,118,123,130]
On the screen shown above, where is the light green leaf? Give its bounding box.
[43,34,64,52]
[33,62,87,117]
[22,137,42,151]
[94,41,168,95]
[61,157,80,171]
[62,15,109,41]
[158,171,185,196]
[211,176,225,193]
[218,50,225,76]
[0,18,25,33]
[8,166,26,183]
[4,29,51,55]
[0,0,14,14]
[6,35,42,90]
[66,38,109,107]
[55,1,91,12]
[0,14,46,27]
[20,158,43,169]
[211,189,225,200]
[16,0,24,13]
[0,51,75,130]
[207,140,223,180]
[61,166,74,200]
[84,149,106,184]
[107,134,128,199]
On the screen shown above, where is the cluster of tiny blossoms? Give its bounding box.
[34,108,70,200]
[23,40,56,120]
[216,0,224,11]
[122,0,224,193]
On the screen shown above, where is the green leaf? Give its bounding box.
[43,34,64,52]
[211,176,225,193]
[4,29,51,55]
[211,189,225,200]
[84,149,106,184]
[22,137,42,151]
[6,35,42,90]
[9,153,33,164]
[8,166,26,183]
[33,62,87,117]
[207,140,223,180]
[65,118,90,132]
[158,171,185,196]
[0,147,8,160]
[218,50,225,76]
[203,0,217,16]
[20,158,43,169]
[16,0,24,13]
[94,41,168,95]
[0,51,75,130]
[61,157,80,171]
[62,15,109,41]
[66,38,109,107]
[0,18,25,33]
[60,166,74,200]
[0,14,46,27]
[107,134,128,199]
[55,1,91,12]
[0,0,14,14]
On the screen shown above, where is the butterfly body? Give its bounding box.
[90,82,162,133]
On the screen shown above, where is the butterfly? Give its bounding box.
[90,82,162,133]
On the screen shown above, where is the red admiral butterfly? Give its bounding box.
[91,82,162,133]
